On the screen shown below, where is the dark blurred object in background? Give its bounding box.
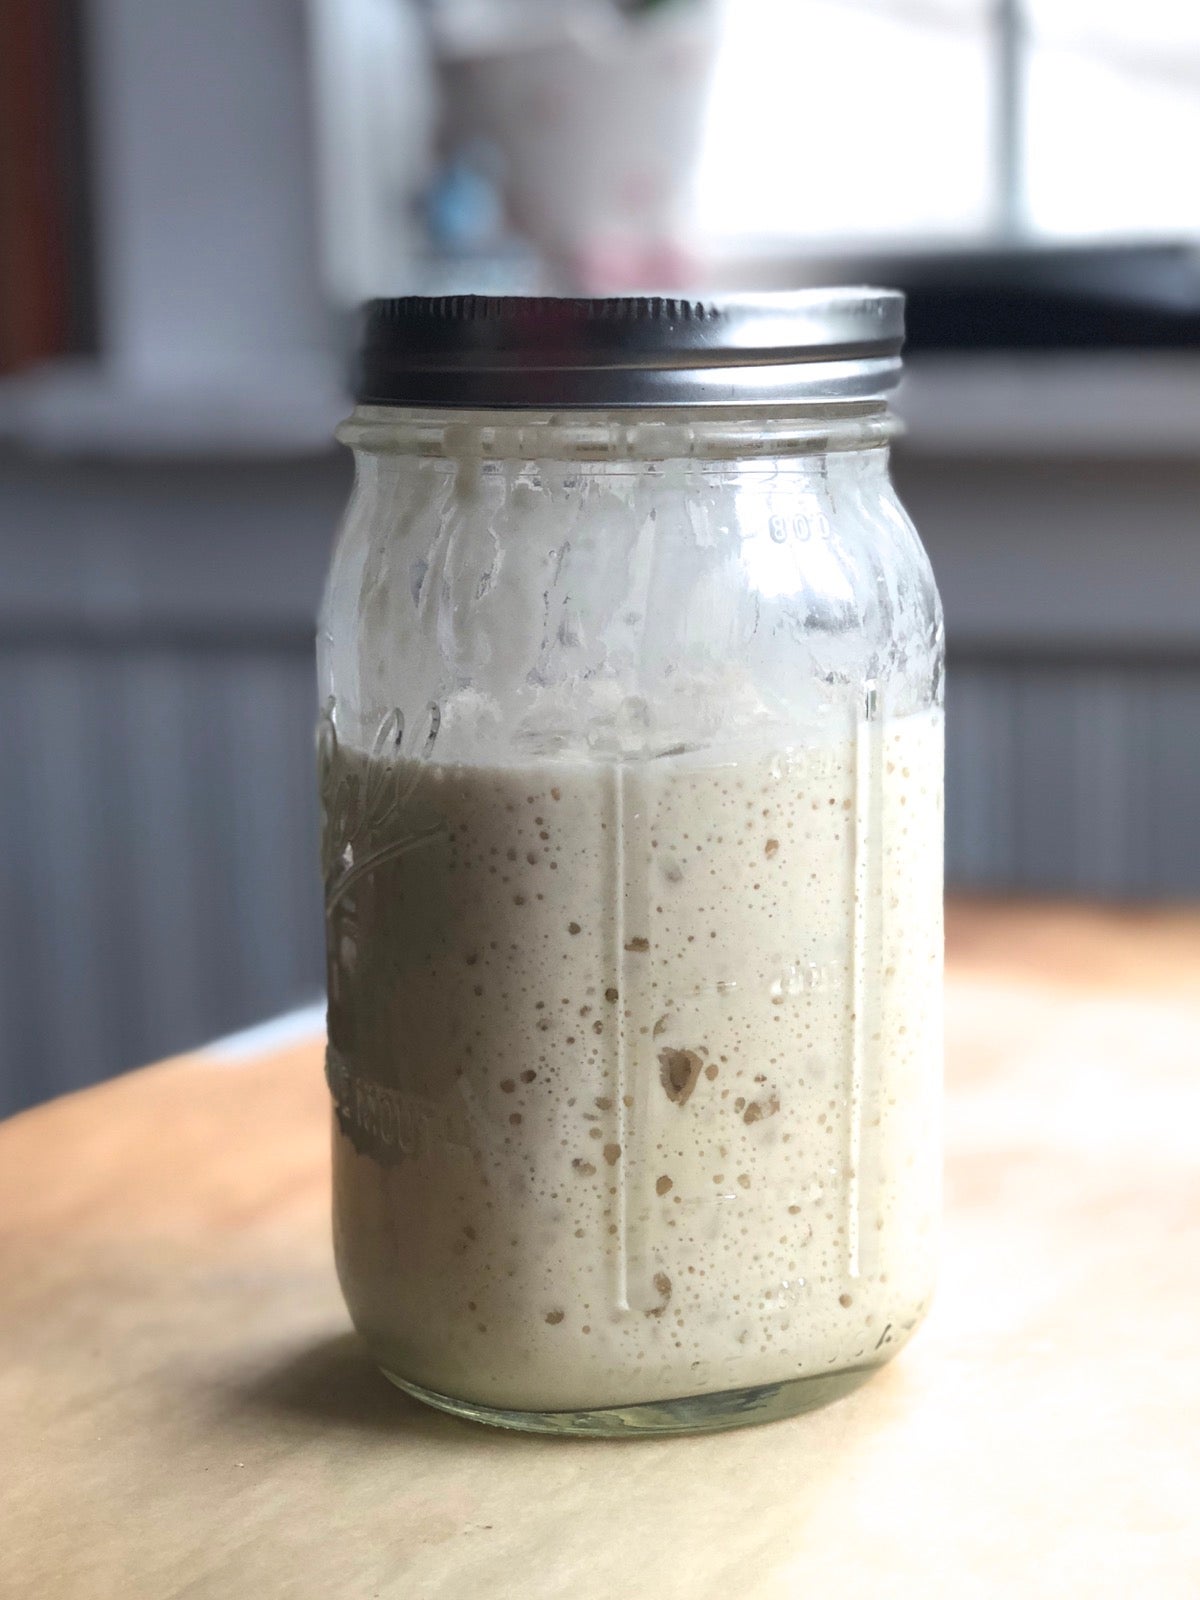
[876,243,1200,352]
[708,238,1200,347]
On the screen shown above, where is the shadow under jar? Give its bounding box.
[318,292,944,1436]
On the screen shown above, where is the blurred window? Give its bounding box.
[694,0,1199,242]
[1024,0,1200,236]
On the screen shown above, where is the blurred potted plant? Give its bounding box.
[427,0,719,290]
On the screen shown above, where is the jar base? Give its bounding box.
[381,1362,879,1437]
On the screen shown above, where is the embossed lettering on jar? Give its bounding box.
[318,292,944,1435]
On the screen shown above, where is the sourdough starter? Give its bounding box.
[324,709,942,1412]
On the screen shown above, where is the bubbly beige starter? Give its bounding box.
[324,710,943,1413]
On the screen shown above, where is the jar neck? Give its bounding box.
[337,402,898,462]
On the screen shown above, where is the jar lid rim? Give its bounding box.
[354,290,904,409]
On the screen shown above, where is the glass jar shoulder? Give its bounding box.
[320,432,941,762]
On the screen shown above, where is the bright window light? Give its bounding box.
[693,0,1200,243]
[693,0,996,244]
[1023,0,1200,236]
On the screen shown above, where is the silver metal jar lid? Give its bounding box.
[354,289,904,409]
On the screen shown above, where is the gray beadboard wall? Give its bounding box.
[0,451,347,1112]
[945,655,1200,896]
[2,387,1199,1115]
[898,410,1200,899]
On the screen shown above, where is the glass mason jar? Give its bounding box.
[318,293,944,1436]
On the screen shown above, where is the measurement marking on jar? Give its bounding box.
[848,681,882,1279]
[610,762,633,1312]
[767,510,832,544]
[609,762,668,1315]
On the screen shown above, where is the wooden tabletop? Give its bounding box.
[4,899,1199,1600]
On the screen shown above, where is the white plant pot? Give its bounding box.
[438,2,719,285]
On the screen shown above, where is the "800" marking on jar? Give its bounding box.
[767,511,832,544]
